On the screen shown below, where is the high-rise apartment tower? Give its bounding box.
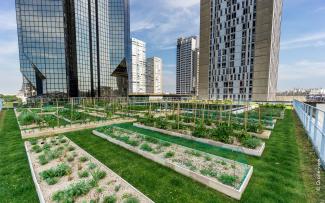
[146,57,163,94]
[176,36,200,95]
[130,38,146,94]
[199,0,282,101]
[16,0,130,98]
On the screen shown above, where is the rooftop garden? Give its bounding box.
[0,99,324,202]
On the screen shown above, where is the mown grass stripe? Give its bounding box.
[0,110,38,202]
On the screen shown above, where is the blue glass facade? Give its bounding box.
[15,0,130,98]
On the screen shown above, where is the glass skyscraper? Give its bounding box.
[15,0,130,98]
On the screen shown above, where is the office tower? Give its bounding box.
[176,36,200,95]
[146,57,163,94]
[130,38,146,94]
[15,0,130,98]
[199,0,282,101]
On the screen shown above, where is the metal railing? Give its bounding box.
[293,100,325,168]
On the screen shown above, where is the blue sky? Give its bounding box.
[0,0,325,94]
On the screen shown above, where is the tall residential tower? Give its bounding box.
[130,38,146,94]
[146,57,163,94]
[16,0,130,98]
[176,36,200,95]
[199,0,282,101]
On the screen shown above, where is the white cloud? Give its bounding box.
[0,11,17,31]
[0,9,21,95]
[278,60,325,90]
[131,0,200,50]
[166,0,200,9]
[281,32,325,50]
[131,20,155,32]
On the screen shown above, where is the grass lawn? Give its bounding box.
[0,110,38,202]
[64,110,324,203]
[0,109,323,202]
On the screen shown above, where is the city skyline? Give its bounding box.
[0,0,325,94]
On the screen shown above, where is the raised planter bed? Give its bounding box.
[93,127,254,200]
[20,118,136,139]
[25,136,153,203]
[165,120,272,140]
[133,123,265,157]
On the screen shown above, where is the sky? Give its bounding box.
[0,0,325,95]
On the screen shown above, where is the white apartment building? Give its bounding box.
[146,57,163,94]
[176,36,200,95]
[130,38,146,94]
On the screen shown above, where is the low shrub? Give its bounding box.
[79,156,89,163]
[122,194,140,203]
[18,111,41,126]
[103,195,117,203]
[164,151,175,158]
[38,154,49,165]
[88,162,97,170]
[68,145,75,151]
[91,169,106,182]
[52,179,96,202]
[210,124,233,144]
[218,174,238,187]
[78,170,89,178]
[192,124,208,138]
[241,137,262,149]
[247,123,262,133]
[40,163,71,185]
[185,150,202,157]
[140,143,153,152]
[32,145,42,153]
[200,168,218,178]
[29,139,38,145]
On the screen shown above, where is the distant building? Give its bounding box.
[146,57,163,94]
[130,38,147,94]
[176,36,200,95]
[199,0,283,101]
[15,0,131,98]
[0,98,3,111]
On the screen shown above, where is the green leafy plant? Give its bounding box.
[91,169,106,182]
[79,156,89,163]
[210,124,233,144]
[241,137,262,149]
[218,174,238,186]
[192,124,208,138]
[114,184,121,192]
[38,154,48,165]
[185,150,202,157]
[123,195,140,203]
[140,143,153,152]
[88,162,97,170]
[32,145,42,153]
[68,145,75,151]
[40,163,71,185]
[164,151,175,158]
[103,195,117,203]
[52,179,96,202]
[78,171,89,178]
[29,139,38,145]
[200,168,218,178]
